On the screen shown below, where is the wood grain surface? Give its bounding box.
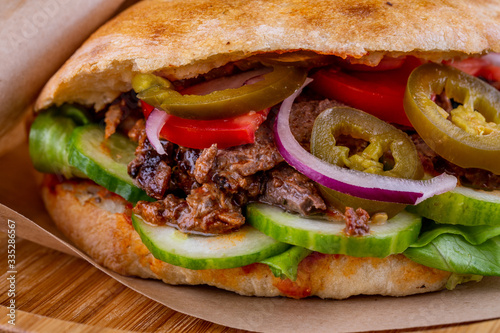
[0,233,498,333]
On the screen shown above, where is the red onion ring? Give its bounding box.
[483,53,500,66]
[274,79,458,205]
[145,108,168,155]
[182,67,272,95]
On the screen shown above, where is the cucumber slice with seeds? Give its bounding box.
[68,124,152,203]
[132,214,291,270]
[246,203,422,257]
[407,186,500,226]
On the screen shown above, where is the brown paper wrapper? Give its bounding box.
[0,0,127,140]
[0,1,499,332]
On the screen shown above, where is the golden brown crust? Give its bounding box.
[35,0,500,111]
[41,176,451,299]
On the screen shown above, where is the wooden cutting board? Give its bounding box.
[0,233,499,332]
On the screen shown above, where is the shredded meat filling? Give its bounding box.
[104,104,123,139]
[412,134,500,191]
[134,183,245,234]
[260,164,326,215]
[128,119,146,143]
[172,147,200,194]
[194,123,284,194]
[128,136,175,200]
[104,91,143,139]
[128,120,326,233]
[129,121,286,234]
[289,99,344,151]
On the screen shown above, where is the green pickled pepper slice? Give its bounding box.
[404,63,500,174]
[132,65,307,120]
[310,107,423,215]
[311,107,423,179]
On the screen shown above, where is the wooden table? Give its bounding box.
[0,234,499,333]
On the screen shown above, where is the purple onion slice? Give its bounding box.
[182,67,271,95]
[145,108,168,155]
[274,79,457,205]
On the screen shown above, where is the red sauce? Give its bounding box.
[274,278,311,299]
[123,212,133,226]
[300,251,329,270]
[42,174,64,195]
[241,263,259,274]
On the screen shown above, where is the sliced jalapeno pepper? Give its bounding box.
[311,107,423,215]
[404,63,500,174]
[132,65,307,120]
[311,107,423,178]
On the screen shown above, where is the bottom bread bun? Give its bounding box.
[41,175,452,299]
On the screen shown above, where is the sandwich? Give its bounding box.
[29,0,500,299]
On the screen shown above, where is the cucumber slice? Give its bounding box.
[69,124,152,203]
[246,203,422,257]
[132,214,291,270]
[407,186,500,226]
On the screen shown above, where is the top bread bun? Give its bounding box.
[35,0,500,111]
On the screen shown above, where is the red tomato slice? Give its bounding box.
[141,101,269,149]
[310,57,422,127]
[477,65,500,82]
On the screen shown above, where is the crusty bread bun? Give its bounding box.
[35,0,500,111]
[32,0,500,298]
[41,176,451,299]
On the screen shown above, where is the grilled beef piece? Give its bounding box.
[104,104,123,139]
[172,147,200,194]
[134,183,244,234]
[259,164,326,215]
[128,119,146,142]
[128,136,176,200]
[103,91,143,138]
[289,99,344,151]
[412,134,500,191]
[194,123,284,194]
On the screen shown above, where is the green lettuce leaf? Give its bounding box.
[412,222,500,247]
[404,222,500,276]
[260,246,312,281]
[445,273,483,290]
